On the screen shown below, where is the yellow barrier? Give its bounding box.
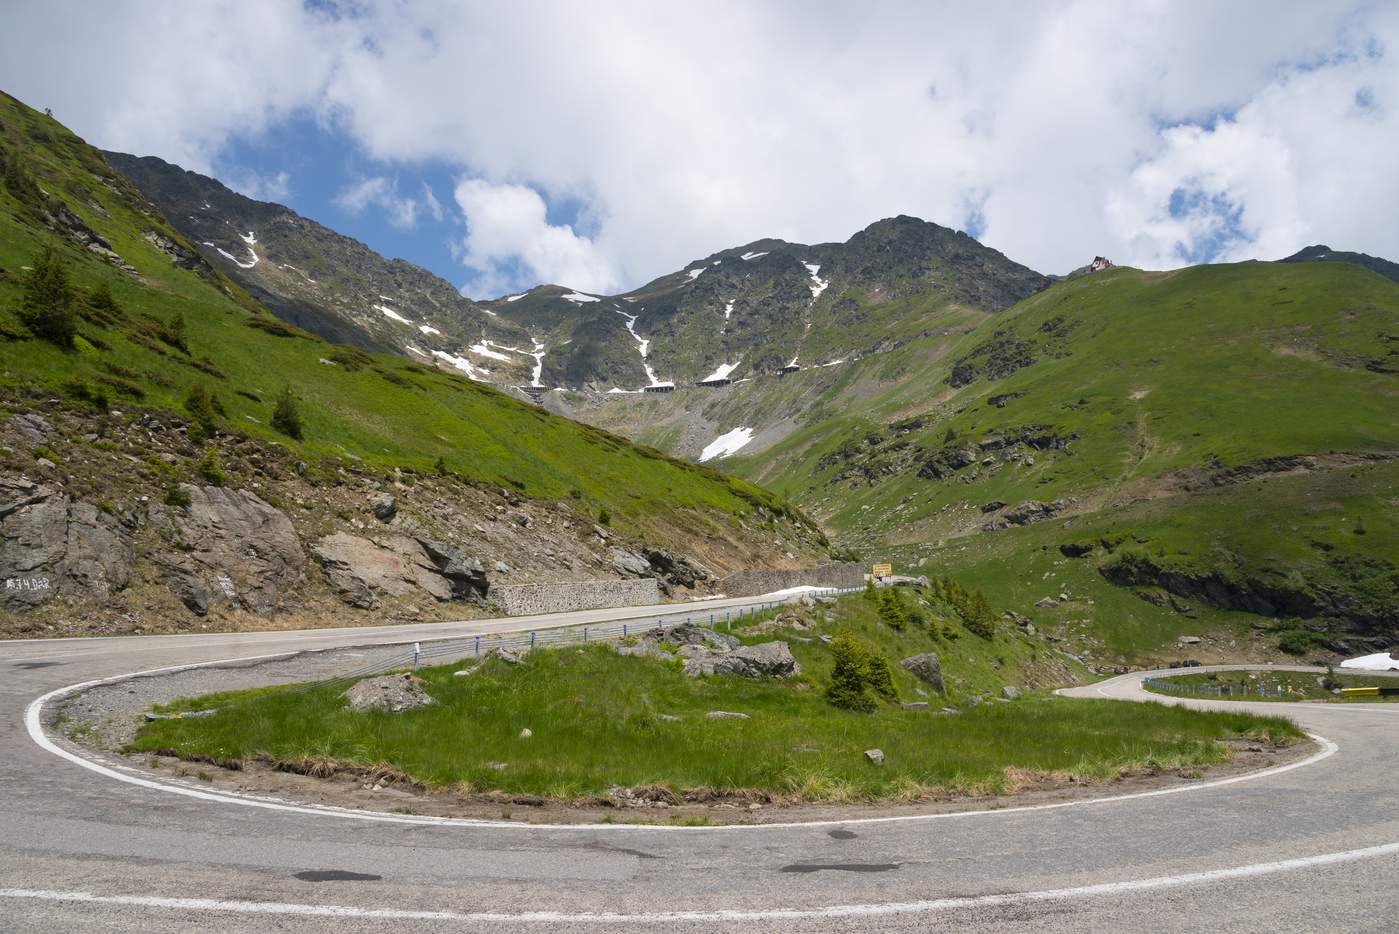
[1342,686,1380,697]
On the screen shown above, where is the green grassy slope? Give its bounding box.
[0,91,819,548]
[714,261,1398,658]
[130,591,1302,809]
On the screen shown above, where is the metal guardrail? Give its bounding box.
[262,586,863,699]
[1143,677,1291,699]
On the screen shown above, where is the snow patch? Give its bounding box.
[432,350,486,381]
[376,304,412,325]
[699,427,754,462]
[503,293,526,303]
[686,267,705,281]
[403,344,428,356]
[804,262,828,301]
[468,342,512,362]
[561,291,601,304]
[527,340,547,388]
[419,324,441,336]
[761,585,824,599]
[701,360,741,382]
[741,251,768,261]
[724,300,734,320]
[1340,652,1399,670]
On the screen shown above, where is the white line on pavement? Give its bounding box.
[5,839,1399,922]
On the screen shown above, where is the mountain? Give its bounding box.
[0,90,829,636]
[100,151,542,387]
[1279,243,1399,284]
[484,215,1043,391]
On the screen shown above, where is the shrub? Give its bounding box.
[825,633,898,710]
[19,246,76,347]
[1278,629,1316,656]
[63,380,109,412]
[163,482,191,509]
[433,455,448,475]
[598,508,611,527]
[185,382,219,436]
[826,633,876,711]
[329,345,373,370]
[877,589,906,630]
[270,384,303,439]
[863,578,878,602]
[1320,664,1341,692]
[196,446,227,486]
[158,310,188,352]
[87,280,118,313]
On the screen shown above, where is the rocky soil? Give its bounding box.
[0,396,818,637]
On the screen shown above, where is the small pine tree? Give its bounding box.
[160,310,188,352]
[962,590,997,640]
[185,382,218,437]
[271,384,303,439]
[19,246,76,346]
[826,633,875,711]
[87,280,118,313]
[863,578,878,602]
[434,455,448,475]
[877,589,906,630]
[1320,664,1341,692]
[2,149,42,206]
[196,445,227,486]
[598,508,611,527]
[864,652,898,700]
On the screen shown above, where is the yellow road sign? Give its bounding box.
[871,563,892,578]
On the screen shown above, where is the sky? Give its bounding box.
[1,1,1396,299]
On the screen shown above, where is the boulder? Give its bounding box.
[1035,596,1059,608]
[902,702,930,711]
[5,413,53,447]
[1177,635,1202,645]
[370,492,397,522]
[899,653,945,693]
[642,623,739,651]
[705,710,749,720]
[864,748,885,766]
[152,485,304,616]
[0,477,134,611]
[616,641,673,660]
[610,547,651,576]
[643,547,711,589]
[312,533,486,608]
[1000,685,1021,700]
[415,537,489,601]
[678,639,799,678]
[342,673,434,712]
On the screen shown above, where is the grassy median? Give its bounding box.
[129,593,1305,804]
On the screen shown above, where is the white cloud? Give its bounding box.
[452,178,621,297]
[3,1,1398,282]
[223,168,291,203]
[334,176,421,229]
[421,182,445,222]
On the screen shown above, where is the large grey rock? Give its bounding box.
[705,710,749,720]
[370,492,397,522]
[643,547,711,588]
[864,748,885,765]
[678,640,800,678]
[415,537,488,601]
[642,622,739,651]
[342,673,434,712]
[5,413,53,447]
[154,486,304,615]
[610,547,651,576]
[616,641,673,660]
[312,533,486,608]
[899,653,945,693]
[1000,685,1021,700]
[0,477,134,611]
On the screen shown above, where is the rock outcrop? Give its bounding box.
[152,485,304,615]
[0,477,134,611]
[311,532,487,609]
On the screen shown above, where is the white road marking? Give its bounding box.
[27,662,1339,833]
[6,838,1399,922]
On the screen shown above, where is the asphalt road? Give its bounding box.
[3,603,1398,933]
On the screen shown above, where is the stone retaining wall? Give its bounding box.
[492,578,660,616]
[717,563,865,598]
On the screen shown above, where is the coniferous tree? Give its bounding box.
[271,384,303,439]
[19,246,76,346]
